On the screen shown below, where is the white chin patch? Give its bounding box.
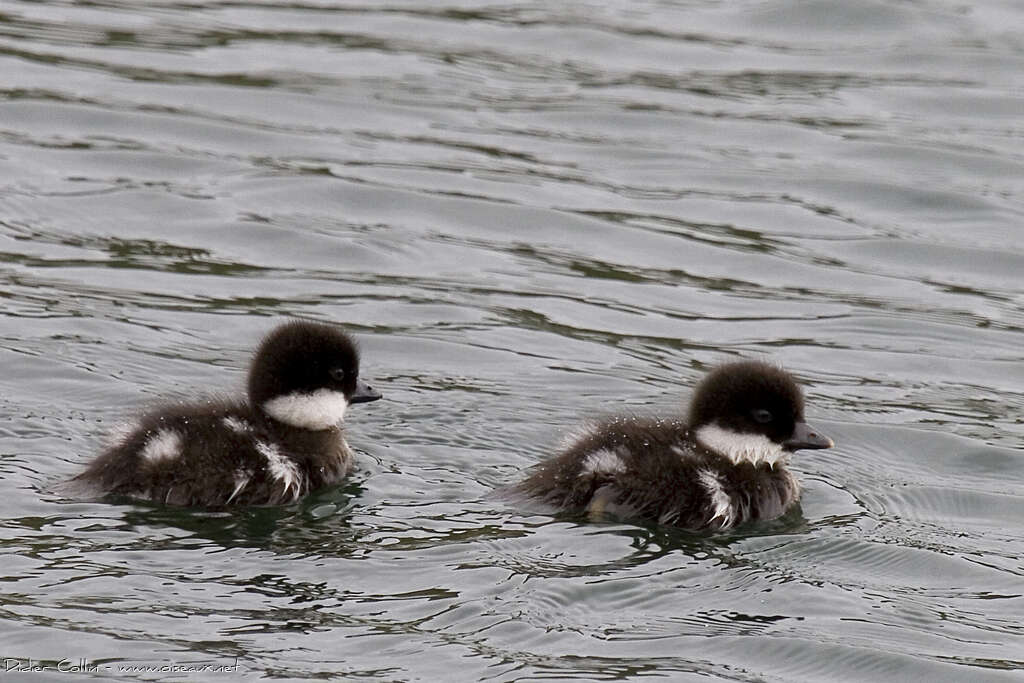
[695,424,786,468]
[263,389,348,430]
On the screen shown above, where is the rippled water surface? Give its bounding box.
[2,1,1023,680]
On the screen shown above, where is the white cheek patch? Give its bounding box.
[139,429,182,464]
[263,389,348,430]
[695,424,787,468]
[255,440,303,501]
[697,469,733,528]
[581,448,627,476]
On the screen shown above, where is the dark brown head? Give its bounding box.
[248,321,381,430]
[688,360,832,454]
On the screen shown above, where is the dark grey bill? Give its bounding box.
[350,379,383,404]
[783,421,833,451]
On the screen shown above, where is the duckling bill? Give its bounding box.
[513,360,832,530]
[69,321,382,507]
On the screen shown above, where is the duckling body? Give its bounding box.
[70,321,381,507]
[514,361,832,530]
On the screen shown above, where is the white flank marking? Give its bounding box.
[695,424,787,468]
[104,421,138,448]
[139,429,182,464]
[226,469,252,504]
[222,416,253,433]
[263,389,348,430]
[557,421,601,451]
[658,508,681,525]
[581,448,627,476]
[255,440,302,501]
[697,469,733,527]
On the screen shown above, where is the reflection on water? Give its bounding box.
[2,0,1024,680]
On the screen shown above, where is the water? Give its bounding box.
[2,0,1023,680]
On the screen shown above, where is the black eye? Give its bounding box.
[752,409,773,424]
[329,367,346,382]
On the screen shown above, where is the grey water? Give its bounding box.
[1,1,1023,680]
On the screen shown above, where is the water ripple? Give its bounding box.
[3,0,1024,680]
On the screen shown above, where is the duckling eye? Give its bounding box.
[328,367,347,382]
[752,409,773,424]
